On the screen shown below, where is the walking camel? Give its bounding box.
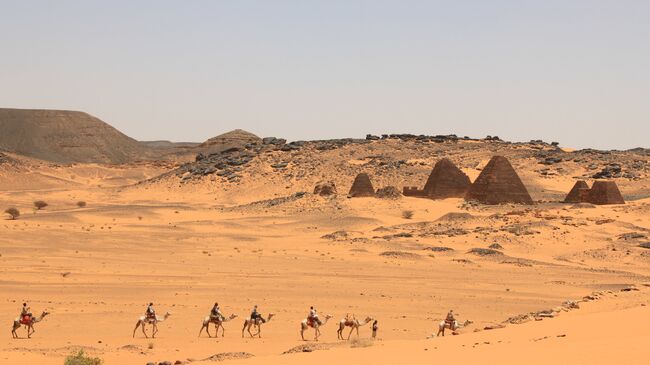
[436,319,472,336]
[336,316,373,340]
[300,314,333,341]
[132,312,172,338]
[11,311,49,339]
[198,314,238,338]
[241,313,274,338]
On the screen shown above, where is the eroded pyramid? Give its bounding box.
[348,173,375,197]
[564,180,590,203]
[587,181,625,205]
[465,156,533,205]
[422,158,471,199]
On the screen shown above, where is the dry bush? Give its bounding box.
[350,338,374,348]
[5,207,20,220]
[34,200,48,210]
[402,210,414,219]
[64,350,102,365]
[76,201,87,208]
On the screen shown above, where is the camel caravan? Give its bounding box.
[12,301,472,341]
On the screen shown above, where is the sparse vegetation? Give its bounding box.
[76,201,87,208]
[34,200,48,210]
[5,207,20,220]
[402,210,414,219]
[64,350,102,365]
[350,337,374,348]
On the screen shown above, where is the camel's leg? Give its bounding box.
[219,323,225,338]
[315,327,320,341]
[200,323,208,338]
[301,324,306,341]
[347,326,354,340]
[255,324,261,338]
[337,324,344,340]
[355,326,360,338]
[142,322,149,338]
[27,325,34,338]
[133,321,141,338]
[241,321,247,338]
[152,323,158,338]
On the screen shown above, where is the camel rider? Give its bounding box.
[308,306,322,326]
[20,303,32,322]
[146,302,156,320]
[446,310,455,327]
[345,313,356,325]
[211,302,224,321]
[250,305,265,323]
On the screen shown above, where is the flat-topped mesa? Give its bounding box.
[422,158,471,199]
[465,156,534,205]
[348,173,376,197]
[564,180,590,203]
[587,180,625,205]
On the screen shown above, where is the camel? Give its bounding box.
[132,312,172,338]
[436,319,472,336]
[241,313,274,338]
[300,314,333,341]
[336,316,373,340]
[198,314,238,338]
[11,311,49,339]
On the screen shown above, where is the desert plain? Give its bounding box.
[1,111,650,364]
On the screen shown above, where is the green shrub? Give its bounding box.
[64,350,102,365]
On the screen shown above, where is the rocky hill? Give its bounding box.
[145,134,650,203]
[0,108,145,163]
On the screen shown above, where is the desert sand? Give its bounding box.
[1,133,649,364]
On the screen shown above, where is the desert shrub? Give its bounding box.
[76,201,87,208]
[5,207,20,220]
[402,210,414,219]
[64,350,102,365]
[350,338,374,348]
[34,200,48,210]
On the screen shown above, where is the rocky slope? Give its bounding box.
[0,108,145,164]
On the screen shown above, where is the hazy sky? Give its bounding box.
[1,1,648,149]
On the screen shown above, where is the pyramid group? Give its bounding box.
[564,180,625,205]
[465,156,534,205]
[348,173,375,197]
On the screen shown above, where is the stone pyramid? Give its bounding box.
[465,156,533,205]
[587,181,625,205]
[422,158,471,199]
[563,180,590,203]
[348,173,376,197]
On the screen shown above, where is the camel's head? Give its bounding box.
[365,316,373,323]
[463,320,473,326]
[41,311,50,318]
[229,314,238,320]
[164,311,172,318]
[267,313,275,321]
[324,314,333,320]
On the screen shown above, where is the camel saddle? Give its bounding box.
[20,315,32,325]
[344,320,355,327]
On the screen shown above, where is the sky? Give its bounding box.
[1,0,648,150]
